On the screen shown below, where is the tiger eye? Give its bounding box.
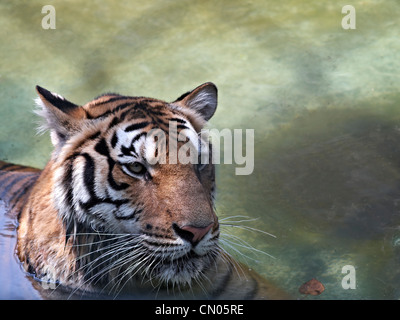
[126,162,146,175]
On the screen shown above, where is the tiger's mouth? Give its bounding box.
[143,248,219,287]
[136,225,220,287]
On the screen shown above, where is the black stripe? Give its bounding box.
[81,153,96,199]
[131,132,146,144]
[121,145,132,157]
[151,118,170,130]
[70,130,101,152]
[210,263,233,299]
[93,95,130,106]
[244,276,259,300]
[125,122,149,132]
[119,108,135,121]
[114,208,142,220]
[10,175,39,213]
[105,101,137,114]
[78,199,108,223]
[63,153,79,205]
[108,167,129,191]
[91,102,136,119]
[8,177,37,212]
[177,124,189,130]
[88,131,101,141]
[60,157,76,245]
[0,172,14,184]
[124,109,147,122]
[174,90,191,102]
[80,197,129,211]
[135,98,156,104]
[0,163,17,171]
[0,173,37,199]
[168,118,187,124]
[111,131,119,148]
[65,219,77,244]
[0,165,27,173]
[94,138,109,157]
[81,153,129,204]
[150,110,165,116]
[78,153,129,220]
[129,146,138,158]
[94,139,129,191]
[120,132,147,158]
[133,101,151,112]
[108,116,120,130]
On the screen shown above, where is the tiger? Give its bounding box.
[0,82,290,299]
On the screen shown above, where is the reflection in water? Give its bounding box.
[0,201,40,299]
[0,0,400,299]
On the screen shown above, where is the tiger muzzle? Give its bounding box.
[172,223,213,247]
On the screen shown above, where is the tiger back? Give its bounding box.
[0,161,40,218]
[2,83,290,299]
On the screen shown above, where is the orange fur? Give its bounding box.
[0,83,290,299]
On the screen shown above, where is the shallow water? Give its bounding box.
[1,0,400,299]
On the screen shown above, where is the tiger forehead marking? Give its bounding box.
[107,107,200,167]
[83,94,202,165]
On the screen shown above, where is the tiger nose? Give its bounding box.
[173,223,213,246]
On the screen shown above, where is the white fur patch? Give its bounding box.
[33,97,50,135]
[71,156,91,204]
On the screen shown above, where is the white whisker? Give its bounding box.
[221,233,276,260]
[220,223,276,238]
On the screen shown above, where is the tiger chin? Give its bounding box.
[12,82,290,299]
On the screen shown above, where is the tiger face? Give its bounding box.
[35,83,220,287]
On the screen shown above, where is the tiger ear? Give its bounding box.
[173,82,218,122]
[35,85,87,148]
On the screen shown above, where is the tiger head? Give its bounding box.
[35,83,220,288]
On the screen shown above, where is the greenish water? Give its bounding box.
[1,0,400,299]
